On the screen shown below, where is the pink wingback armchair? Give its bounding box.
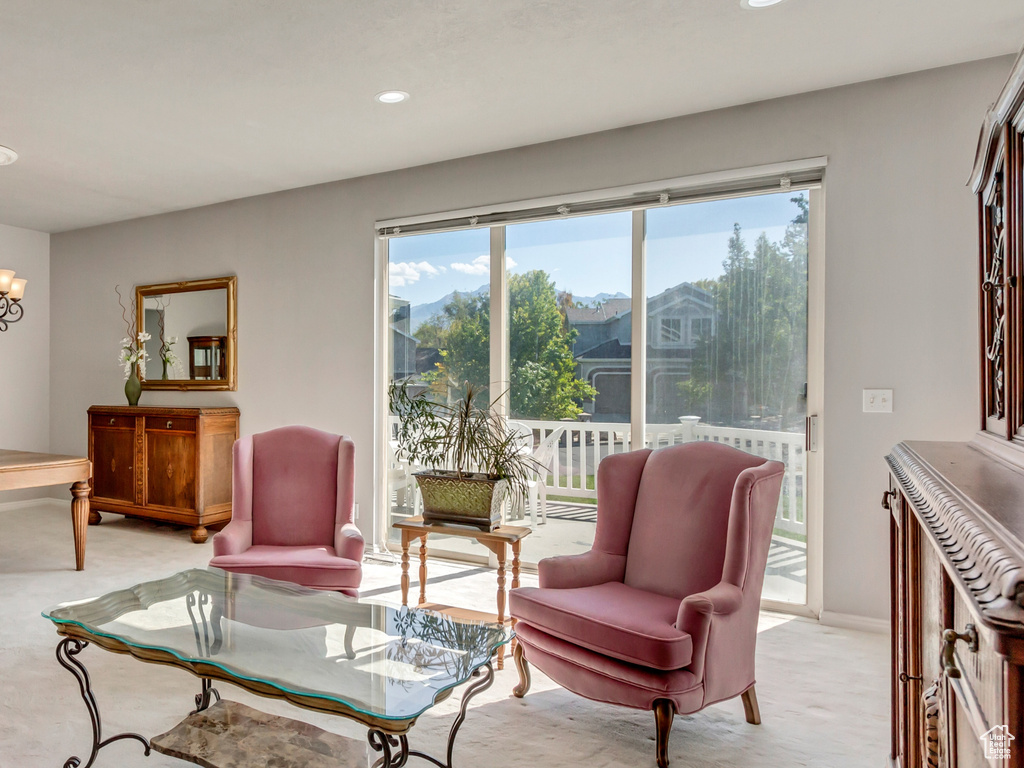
[209,426,364,596]
[509,442,785,767]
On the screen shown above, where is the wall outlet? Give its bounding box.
[863,388,893,413]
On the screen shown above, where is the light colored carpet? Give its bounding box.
[0,501,888,767]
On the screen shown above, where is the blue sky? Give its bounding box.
[388,190,806,306]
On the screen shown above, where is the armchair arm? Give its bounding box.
[675,582,743,680]
[212,520,253,557]
[335,523,365,563]
[538,550,626,590]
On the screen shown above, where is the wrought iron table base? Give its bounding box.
[57,636,493,768]
[56,638,151,768]
[368,661,494,768]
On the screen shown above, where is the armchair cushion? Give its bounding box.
[510,581,692,670]
[211,545,361,592]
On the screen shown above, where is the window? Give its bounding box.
[381,170,821,610]
[691,317,712,340]
[659,317,682,345]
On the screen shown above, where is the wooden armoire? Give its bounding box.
[886,48,1024,768]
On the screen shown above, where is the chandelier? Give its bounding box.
[0,269,27,331]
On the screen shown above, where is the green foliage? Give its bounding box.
[388,379,541,503]
[412,270,597,419]
[678,196,808,430]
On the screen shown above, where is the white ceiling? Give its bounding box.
[1,0,1022,233]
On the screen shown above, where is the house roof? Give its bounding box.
[566,299,632,324]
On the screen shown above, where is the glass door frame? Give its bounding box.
[374,171,825,617]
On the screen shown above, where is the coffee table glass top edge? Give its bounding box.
[42,567,510,723]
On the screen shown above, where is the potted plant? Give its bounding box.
[388,379,540,531]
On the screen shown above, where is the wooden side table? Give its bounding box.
[392,516,531,669]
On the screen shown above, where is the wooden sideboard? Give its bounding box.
[87,405,239,543]
[887,439,1024,768]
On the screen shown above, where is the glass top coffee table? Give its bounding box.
[43,567,509,768]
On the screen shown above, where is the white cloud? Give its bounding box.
[450,254,489,275]
[389,261,444,287]
[450,254,516,274]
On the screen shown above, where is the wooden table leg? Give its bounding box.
[511,540,521,591]
[496,542,507,670]
[400,532,411,608]
[511,539,522,656]
[418,535,428,607]
[70,481,90,571]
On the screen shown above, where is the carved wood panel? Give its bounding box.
[981,151,1007,430]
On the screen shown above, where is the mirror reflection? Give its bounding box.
[142,289,228,381]
[136,276,236,391]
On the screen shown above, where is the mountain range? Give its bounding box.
[408,287,628,331]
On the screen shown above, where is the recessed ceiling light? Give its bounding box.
[0,145,18,165]
[741,0,786,7]
[376,91,409,104]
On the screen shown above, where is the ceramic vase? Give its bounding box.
[125,369,142,406]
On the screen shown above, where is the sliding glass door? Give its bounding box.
[382,185,817,609]
[646,192,809,605]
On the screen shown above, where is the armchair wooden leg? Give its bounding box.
[653,699,675,768]
[741,686,761,725]
[512,641,531,698]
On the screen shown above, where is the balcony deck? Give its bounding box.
[387,500,806,605]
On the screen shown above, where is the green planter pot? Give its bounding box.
[414,471,507,532]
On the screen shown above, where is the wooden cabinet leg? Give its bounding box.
[70,481,90,571]
[88,509,102,525]
[190,526,209,544]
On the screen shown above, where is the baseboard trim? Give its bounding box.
[0,496,65,513]
[819,610,889,635]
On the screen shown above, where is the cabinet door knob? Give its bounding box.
[109,418,115,425]
[942,624,978,679]
[167,420,173,429]
[882,490,896,510]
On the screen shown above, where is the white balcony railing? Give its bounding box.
[521,418,806,536]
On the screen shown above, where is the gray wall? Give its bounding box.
[0,222,50,503]
[49,56,1011,620]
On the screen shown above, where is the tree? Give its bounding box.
[679,196,808,431]
[412,270,596,419]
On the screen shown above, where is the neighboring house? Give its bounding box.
[390,296,417,380]
[569,283,715,423]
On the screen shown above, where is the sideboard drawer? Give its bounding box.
[91,414,136,431]
[146,416,196,433]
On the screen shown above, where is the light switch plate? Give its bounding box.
[863,388,893,413]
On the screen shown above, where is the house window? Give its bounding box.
[691,317,712,340]
[659,318,682,345]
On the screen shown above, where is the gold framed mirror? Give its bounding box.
[136,276,237,391]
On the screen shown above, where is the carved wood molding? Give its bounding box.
[887,443,1024,632]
